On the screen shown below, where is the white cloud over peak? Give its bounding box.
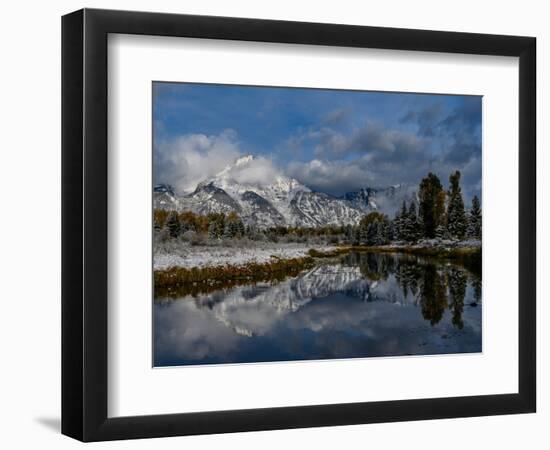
[219,154,282,187]
[154,130,241,194]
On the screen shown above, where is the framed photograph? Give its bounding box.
[62,8,536,441]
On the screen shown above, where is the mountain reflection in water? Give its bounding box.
[154,252,481,366]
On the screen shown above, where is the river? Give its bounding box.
[154,252,482,367]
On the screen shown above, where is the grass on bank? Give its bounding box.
[154,256,315,298]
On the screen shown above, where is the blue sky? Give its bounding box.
[153,82,481,201]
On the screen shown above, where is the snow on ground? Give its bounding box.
[153,239,481,270]
[154,243,337,270]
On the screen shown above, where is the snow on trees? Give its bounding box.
[467,195,482,239]
[166,211,181,238]
[446,171,467,239]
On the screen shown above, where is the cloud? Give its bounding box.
[154,96,482,204]
[219,155,282,187]
[287,158,374,196]
[154,130,284,193]
[399,99,482,166]
[153,129,241,194]
[399,102,444,137]
[321,106,353,126]
[298,120,427,161]
[283,101,481,201]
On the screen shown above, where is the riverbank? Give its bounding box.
[154,239,481,296]
[307,239,481,258]
[338,240,482,274]
[154,255,315,297]
[154,243,339,270]
[154,238,480,270]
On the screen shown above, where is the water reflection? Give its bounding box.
[154,252,482,366]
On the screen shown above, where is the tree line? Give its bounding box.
[154,170,481,245]
[348,170,481,246]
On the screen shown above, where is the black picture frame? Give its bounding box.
[62,8,536,442]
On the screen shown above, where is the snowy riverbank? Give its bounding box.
[154,243,337,270]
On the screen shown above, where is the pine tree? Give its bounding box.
[223,221,236,239]
[386,220,396,242]
[405,202,420,242]
[435,224,447,240]
[447,171,467,239]
[366,222,377,246]
[354,227,362,246]
[418,173,445,238]
[345,225,355,244]
[166,211,181,238]
[208,215,225,240]
[467,195,482,239]
[397,201,408,240]
[208,221,219,239]
[236,219,245,237]
[375,221,386,245]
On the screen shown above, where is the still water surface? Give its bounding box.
[154,252,481,367]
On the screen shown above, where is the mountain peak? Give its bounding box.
[234,154,254,166]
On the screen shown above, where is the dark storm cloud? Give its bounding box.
[399,98,482,165]
[287,98,482,200]
[309,120,426,160]
[399,102,444,137]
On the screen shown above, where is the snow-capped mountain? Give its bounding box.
[204,154,310,221]
[153,184,180,210]
[290,191,363,227]
[153,155,413,228]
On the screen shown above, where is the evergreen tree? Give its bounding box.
[400,203,412,242]
[208,214,225,239]
[345,225,355,244]
[223,221,236,239]
[166,211,181,238]
[467,195,482,239]
[375,221,386,245]
[435,224,448,240]
[386,219,396,242]
[435,190,447,233]
[397,201,408,240]
[447,171,467,239]
[354,227,362,246]
[359,224,369,245]
[405,202,420,242]
[236,219,245,237]
[418,172,445,238]
[366,222,377,246]
[208,221,219,239]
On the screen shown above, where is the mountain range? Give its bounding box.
[154,155,417,228]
